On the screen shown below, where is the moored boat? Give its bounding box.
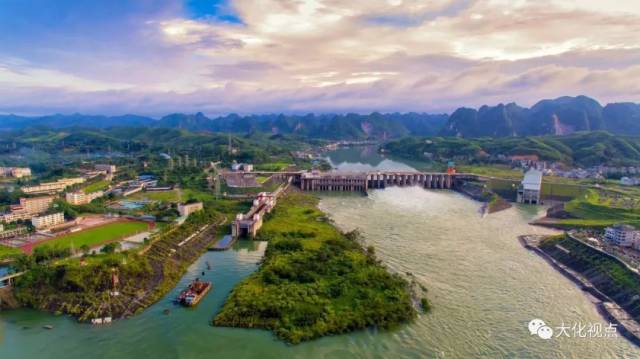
[177,278,212,307]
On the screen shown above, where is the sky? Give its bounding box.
[1,0,640,116]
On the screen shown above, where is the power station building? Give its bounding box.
[517,169,543,204]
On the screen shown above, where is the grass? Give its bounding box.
[254,162,291,172]
[82,180,110,194]
[213,192,416,344]
[36,221,150,251]
[458,164,523,179]
[557,189,640,228]
[131,190,180,203]
[0,244,23,260]
[256,175,270,184]
[130,188,215,203]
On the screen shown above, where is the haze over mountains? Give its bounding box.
[1,96,639,139]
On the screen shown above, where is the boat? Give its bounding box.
[177,278,212,307]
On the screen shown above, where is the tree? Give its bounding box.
[101,242,121,254]
[80,244,90,255]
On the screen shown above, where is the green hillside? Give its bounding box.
[384,131,640,167]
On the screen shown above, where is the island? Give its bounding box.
[213,191,422,343]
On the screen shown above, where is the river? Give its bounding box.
[1,147,639,358]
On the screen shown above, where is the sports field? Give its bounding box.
[36,221,150,251]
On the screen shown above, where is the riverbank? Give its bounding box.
[455,180,512,214]
[520,234,640,347]
[213,191,420,344]
[11,208,224,322]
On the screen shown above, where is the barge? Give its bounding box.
[177,279,212,307]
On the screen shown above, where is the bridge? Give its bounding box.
[0,271,25,288]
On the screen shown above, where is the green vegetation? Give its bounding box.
[384,131,640,167]
[36,221,149,251]
[458,164,522,179]
[0,244,23,261]
[82,180,110,194]
[555,189,640,228]
[254,162,291,171]
[131,190,180,203]
[539,234,640,321]
[213,192,416,343]
[13,207,223,321]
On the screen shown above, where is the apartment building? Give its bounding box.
[19,196,55,214]
[31,212,65,230]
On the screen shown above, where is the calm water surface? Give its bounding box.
[1,148,639,358]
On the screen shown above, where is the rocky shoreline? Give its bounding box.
[519,235,640,347]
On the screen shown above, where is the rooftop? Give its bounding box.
[521,169,543,191]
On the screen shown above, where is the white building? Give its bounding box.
[604,224,640,247]
[517,169,543,204]
[65,190,104,205]
[31,212,65,230]
[178,202,203,217]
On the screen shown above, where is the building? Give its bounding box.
[517,169,542,204]
[22,177,85,194]
[19,196,54,214]
[0,226,28,239]
[95,164,117,174]
[231,192,276,238]
[0,209,32,223]
[0,167,31,178]
[0,196,54,224]
[604,224,640,247]
[31,212,65,230]
[177,202,203,217]
[230,162,253,172]
[65,190,104,205]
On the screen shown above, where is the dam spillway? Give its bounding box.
[297,171,474,192]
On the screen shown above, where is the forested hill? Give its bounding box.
[0,112,448,140]
[383,131,640,167]
[440,96,640,137]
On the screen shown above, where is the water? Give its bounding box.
[325,145,420,172]
[1,148,639,358]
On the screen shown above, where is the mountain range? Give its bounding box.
[1,96,639,139]
[441,96,640,137]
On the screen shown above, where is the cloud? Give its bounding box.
[0,0,639,115]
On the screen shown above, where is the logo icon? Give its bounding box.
[528,319,554,340]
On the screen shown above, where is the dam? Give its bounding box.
[255,170,484,193]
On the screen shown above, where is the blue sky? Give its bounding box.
[185,0,242,22]
[0,0,639,116]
